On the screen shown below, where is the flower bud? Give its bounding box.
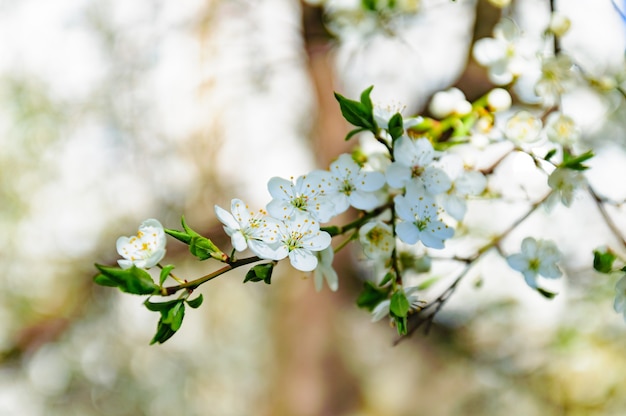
[487,88,512,112]
[549,12,571,37]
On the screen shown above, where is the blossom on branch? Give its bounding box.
[359,220,395,260]
[546,168,586,209]
[267,172,335,223]
[313,246,339,292]
[327,153,386,215]
[386,136,451,194]
[116,219,166,269]
[269,212,332,272]
[506,237,562,289]
[394,183,454,249]
[214,199,281,259]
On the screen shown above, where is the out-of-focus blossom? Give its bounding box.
[507,237,562,289]
[359,220,395,259]
[313,246,339,292]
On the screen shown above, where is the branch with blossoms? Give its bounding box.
[95,2,626,344]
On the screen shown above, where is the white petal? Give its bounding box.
[214,205,239,230]
[386,163,411,188]
[289,249,318,271]
[267,177,294,200]
[396,222,419,244]
[231,232,248,252]
[349,191,382,211]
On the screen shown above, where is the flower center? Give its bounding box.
[411,165,424,178]
[292,195,308,209]
[340,180,355,196]
[285,232,304,251]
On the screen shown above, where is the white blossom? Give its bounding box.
[327,153,386,215]
[313,246,339,292]
[394,183,454,249]
[268,212,332,272]
[428,88,472,119]
[546,168,586,210]
[473,18,542,85]
[438,155,487,221]
[267,171,335,223]
[504,110,543,145]
[214,199,281,259]
[359,220,395,259]
[507,237,562,289]
[386,136,451,194]
[116,219,166,269]
[545,113,581,146]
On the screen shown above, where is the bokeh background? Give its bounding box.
[2,0,626,415]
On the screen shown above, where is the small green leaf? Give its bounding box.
[379,272,394,287]
[544,148,557,162]
[537,288,557,299]
[356,281,389,311]
[180,215,201,237]
[189,236,225,262]
[94,264,159,295]
[344,127,368,141]
[593,249,616,274]
[359,85,374,113]
[93,273,119,287]
[392,314,408,336]
[164,228,192,245]
[561,149,594,171]
[186,294,204,309]
[334,89,376,131]
[387,112,404,141]
[150,320,176,345]
[144,298,182,312]
[389,290,410,318]
[159,264,176,286]
[244,263,274,284]
[146,299,186,345]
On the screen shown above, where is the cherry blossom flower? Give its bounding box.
[438,155,487,221]
[214,198,281,259]
[327,153,386,215]
[504,110,543,145]
[359,220,395,259]
[506,237,562,289]
[546,168,586,210]
[545,113,581,146]
[116,219,166,269]
[269,212,332,272]
[473,18,541,85]
[267,171,335,223]
[428,88,472,119]
[394,183,454,249]
[386,136,451,194]
[313,246,339,292]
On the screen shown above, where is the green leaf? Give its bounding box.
[150,320,176,345]
[164,228,191,244]
[334,89,376,131]
[536,288,557,299]
[144,298,182,312]
[389,290,410,318]
[359,85,374,113]
[544,148,557,162]
[93,273,118,287]
[387,112,404,141]
[186,294,204,309]
[244,263,274,284]
[146,299,186,345]
[561,149,594,171]
[159,264,176,286]
[344,127,368,141]
[94,264,159,295]
[356,281,389,311]
[379,272,394,287]
[593,249,616,274]
[392,314,408,336]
